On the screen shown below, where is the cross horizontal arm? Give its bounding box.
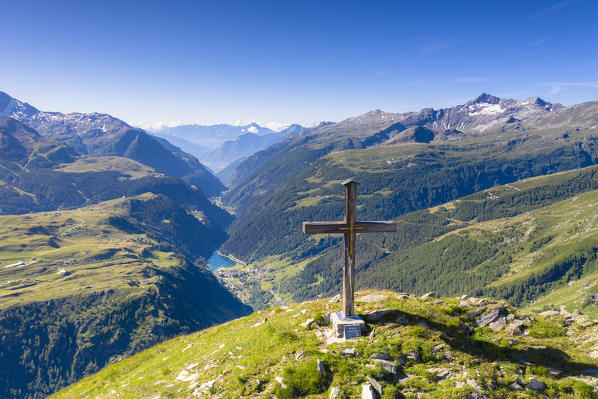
[302,221,397,234]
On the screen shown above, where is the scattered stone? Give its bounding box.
[301,318,315,328]
[358,293,388,303]
[406,350,421,362]
[361,383,376,399]
[328,294,341,303]
[476,308,505,328]
[427,367,453,379]
[421,291,435,299]
[467,308,484,318]
[362,309,404,323]
[366,376,382,396]
[317,359,325,375]
[507,339,519,345]
[547,367,562,376]
[510,382,523,390]
[251,318,267,327]
[372,358,397,374]
[275,376,287,389]
[396,294,409,300]
[176,370,199,382]
[343,348,356,356]
[371,351,391,360]
[506,318,530,334]
[467,379,481,390]
[295,351,305,360]
[329,386,341,399]
[539,310,560,318]
[526,378,546,392]
[182,344,193,352]
[186,363,199,370]
[488,316,508,332]
[369,327,376,343]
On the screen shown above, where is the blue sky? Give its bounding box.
[1,0,597,128]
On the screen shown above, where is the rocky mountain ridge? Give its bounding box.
[0,91,225,196]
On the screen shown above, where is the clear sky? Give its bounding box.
[1,0,597,129]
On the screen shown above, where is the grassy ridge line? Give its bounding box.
[52,290,598,398]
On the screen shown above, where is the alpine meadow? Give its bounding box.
[1,1,598,398]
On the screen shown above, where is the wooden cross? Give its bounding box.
[302,179,396,317]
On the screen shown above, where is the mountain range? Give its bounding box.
[3,90,598,397]
[152,123,304,173]
[0,91,225,196]
[0,92,249,398]
[218,93,598,312]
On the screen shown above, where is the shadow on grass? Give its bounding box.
[360,308,597,377]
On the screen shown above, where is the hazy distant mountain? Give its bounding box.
[154,122,304,171]
[150,122,279,148]
[0,91,225,196]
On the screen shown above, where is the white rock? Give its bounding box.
[357,293,388,303]
[361,383,376,399]
[317,359,325,375]
[176,370,199,382]
[329,386,341,399]
[275,376,287,389]
[366,376,382,395]
[301,318,315,328]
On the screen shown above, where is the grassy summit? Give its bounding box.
[53,290,598,398]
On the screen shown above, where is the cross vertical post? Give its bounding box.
[343,179,358,316]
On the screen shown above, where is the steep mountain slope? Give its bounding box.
[0,194,250,399]
[221,94,598,265]
[53,291,598,398]
[0,117,232,227]
[220,165,597,319]
[0,92,225,196]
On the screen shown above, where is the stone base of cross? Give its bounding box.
[303,179,396,338]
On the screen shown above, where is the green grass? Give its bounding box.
[51,290,598,398]
[0,193,173,309]
[56,156,156,179]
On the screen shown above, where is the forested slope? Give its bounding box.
[0,195,250,398]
